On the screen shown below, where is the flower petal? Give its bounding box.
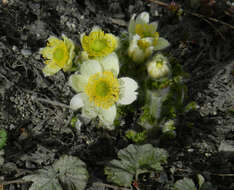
[81,94,98,119]
[128,36,146,63]
[99,53,119,77]
[62,34,75,71]
[80,59,102,76]
[128,35,140,57]
[80,32,85,43]
[135,12,149,25]
[132,47,145,63]
[98,105,116,127]
[128,13,136,37]
[47,36,60,46]
[154,37,170,51]
[39,47,53,59]
[91,25,101,32]
[118,77,138,105]
[70,93,84,110]
[150,21,158,32]
[69,74,88,93]
[42,63,61,76]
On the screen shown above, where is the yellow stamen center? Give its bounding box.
[137,39,150,50]
[153,32,159,46]
[53,47,64,61]
[135,24,155,38]
[135,23,159,46]
[85,71,120,109]
[91,39,107,52]
[156,60,163,68]
[81,30,118,57]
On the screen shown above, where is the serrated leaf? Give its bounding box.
[200,182,217,190]
[23,167,63,190]
[54,155,89,190]
[24,155,89,190]
[105,144,168,187]
[174,177,197,190]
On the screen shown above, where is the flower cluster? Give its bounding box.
[39,11,179,131]
[128,12,170,63]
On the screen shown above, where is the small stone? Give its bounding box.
[12,45,18,52]
[219,140,234,153]
[21,49,32,57]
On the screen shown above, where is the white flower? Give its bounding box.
[128,12,170,63]
[147,53,171,79]
[69,53,138,128]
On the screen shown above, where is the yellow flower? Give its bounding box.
[81,27,118,58]
[40,34,75,76]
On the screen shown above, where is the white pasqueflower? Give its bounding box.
[69,53,138,128]
[147,53,171,79]
[128,12,170,63]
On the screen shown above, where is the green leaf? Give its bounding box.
[197,174,205,189]
[24,155,89,190]
[0,129,7,149]
[125,130,147,143]
[24,167,63,190]
[54,155,89,190]
[105,144,168,187]
[184,102,198,113]
[200,182,217,190]
[173,177,197,190]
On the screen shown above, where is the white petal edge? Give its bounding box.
[81,94,98,119]
[154,37,170,51]
[128,35,140,57]
[80,32,85,43]
[70,93,84,110]
[98,105,116,127]
[128,13,136,36]
[118,77,138,105]
[135,12,149,25]
[150,21,159,32]
[80,59,102,77]
[69,74,88,93]
[42,63,61,77]
[91,25,101,32]
[99,53,119,77]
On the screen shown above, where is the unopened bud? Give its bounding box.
[147,53,170,79]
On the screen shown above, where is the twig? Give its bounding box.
[188,11,234,30]
[148,0,234,30]
[210,173,234,177]
[0,179,28,186]
[148,0,168,7]
[201,17,225,40]
[31,96,70,109]
[93,182,131,190]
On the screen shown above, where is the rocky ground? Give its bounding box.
[0,0,234,189]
